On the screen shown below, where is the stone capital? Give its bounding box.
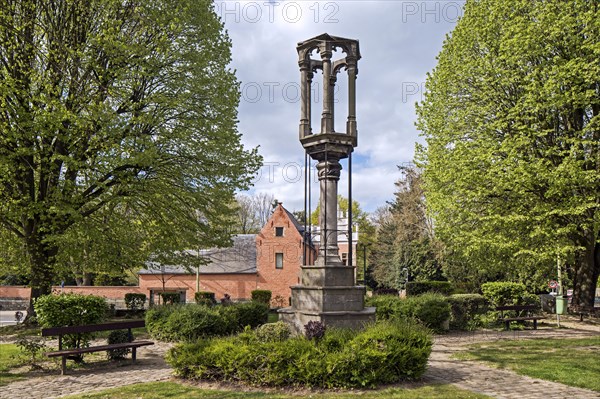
[316,160,342,181]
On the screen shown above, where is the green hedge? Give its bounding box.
[366,293,451,332]
[145,302,268,342]
[107,330,133,359]
[167,320,432,388]
[194,291,216,306]
[405,281,453,296]
[124,293,147,311]
[447,294,489,330]
[34,293,108,349]
[160,292,181,305]
[251,289,272,305]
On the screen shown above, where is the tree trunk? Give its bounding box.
[572,233,600,309]
[26,235,57,319]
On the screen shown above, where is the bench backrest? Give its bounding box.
[496,305,537,311]
[41,320,145,337]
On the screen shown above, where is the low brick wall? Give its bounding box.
[0,286,30,310]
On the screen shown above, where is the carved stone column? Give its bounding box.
[316,158,342,266]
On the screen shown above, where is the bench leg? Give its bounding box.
[505,320,510,330]
[132,347,137,363]
[61,356,67,375]
[533,319,537,330]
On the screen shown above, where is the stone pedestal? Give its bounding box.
[279,265,375,335]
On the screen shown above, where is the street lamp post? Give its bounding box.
[358,243,371,285]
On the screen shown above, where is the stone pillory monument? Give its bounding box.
[279,34,376,333]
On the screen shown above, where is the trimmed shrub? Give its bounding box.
[365,295,403,320]
[107,330,133,360]
[124,293,147,311]
[195,291,217,306]
[366,293,450,332]
[406,293,451,332]
[251,289,272,305]
[255,321,291,343]
[145,302,268,342]
[160,292,181,305]
[447,294,489,330]
[405,281,453,296]
[34,293,108,350]
[167,320,432,388]
[146,305,234,342]
[481,282,530,307]
[226,301,269,329]
[373,287,399,296]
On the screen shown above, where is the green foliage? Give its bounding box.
[229,302,269,329]
[34,293,108,349]
[160,292,181,305]
[371,167,445,290]
[415,0,599,308]
[145,302,268,342]
[365,295,403,320]
[251,290,272,305]
[447,294,489,330]
[15,338,48,370]
[481,282,532,307]
[406,281,453,296]
[255,322,291,343]
[124,293,147,311]
[146,305,233,342]
[195,291,217,306]
[0,0,262,304]
[106,330,133,360]
[366,293,451,333]
[167,320,432,388]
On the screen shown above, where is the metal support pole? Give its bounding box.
[348,152,353,269]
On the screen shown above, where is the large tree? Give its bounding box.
[0,0,261,311]
[416,0,599,307]
[370,166,444,290]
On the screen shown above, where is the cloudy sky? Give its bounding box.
[219,0,463,213]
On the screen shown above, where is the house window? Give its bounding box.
[276,252,284,269]
[275,227,284,237]
[341,252,348,266]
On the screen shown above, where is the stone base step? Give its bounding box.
[278,307,376,335]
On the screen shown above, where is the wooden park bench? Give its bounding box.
[496,305,545,330]
[41,320,154,375]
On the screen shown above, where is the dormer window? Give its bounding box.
[275,227,284,237]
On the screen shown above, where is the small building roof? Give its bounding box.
[139,234,257,275]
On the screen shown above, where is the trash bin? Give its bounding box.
[555,295,567,315]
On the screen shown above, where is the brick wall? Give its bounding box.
[138,273,258,303]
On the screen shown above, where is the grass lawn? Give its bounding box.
[454,336,600,391]
[0,343,26,386]
[267,311,279,323]
[62,381,490,398]
[0,323,41,338]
